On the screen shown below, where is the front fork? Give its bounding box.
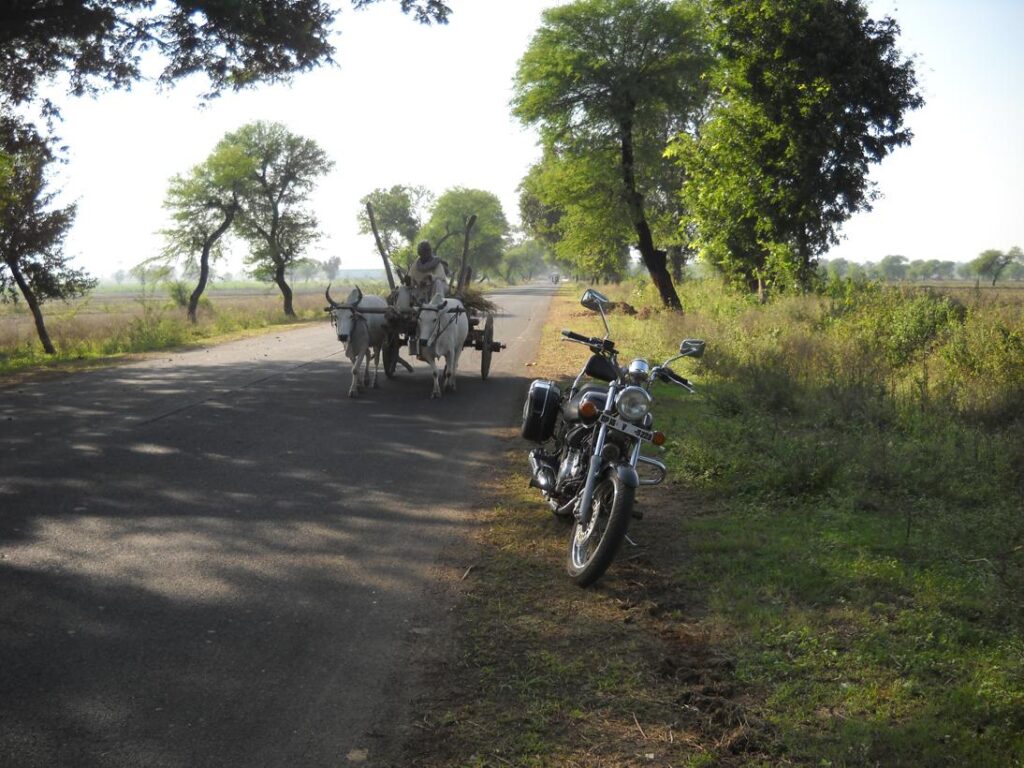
[575,422,609,524]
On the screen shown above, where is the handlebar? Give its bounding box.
[655,366,694,391]
[561,329,591,344]
[561,329,616,354]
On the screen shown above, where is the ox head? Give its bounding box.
[415,292,449,349]
[326,284,364,343]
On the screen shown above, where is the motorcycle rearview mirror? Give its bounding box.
[580,289,612,339]
[580,288,610,312]
[679,339,705,358]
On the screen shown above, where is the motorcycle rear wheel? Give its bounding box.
[566,472,634,587]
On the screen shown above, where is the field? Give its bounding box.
[393,278,1024,767]
[0,280,389,374]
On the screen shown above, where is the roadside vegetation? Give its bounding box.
[396,279,1024,767]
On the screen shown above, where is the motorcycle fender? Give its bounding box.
[603,462,639,489]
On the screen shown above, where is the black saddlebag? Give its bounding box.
[521,380,562,443]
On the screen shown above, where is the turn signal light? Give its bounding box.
[579,401,599,422]
[652,431,666,446]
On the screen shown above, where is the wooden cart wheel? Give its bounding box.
[481,314,494,381]
[383,335,401,378]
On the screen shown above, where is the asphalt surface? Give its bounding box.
[0,283,555,767]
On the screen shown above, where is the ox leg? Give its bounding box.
[428,359,442,399]
[349,354,364,397]
[370,345,381,388]
[446,348,462,392]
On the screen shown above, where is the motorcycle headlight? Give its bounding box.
[615,386,651,423]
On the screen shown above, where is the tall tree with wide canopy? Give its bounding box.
[512,0,709,309]
[0,117,95,354]
[672,0,923,295]
[229,121,333,316]
[419,188,510,280]
[161,140,255,322]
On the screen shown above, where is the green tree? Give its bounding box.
[0,117,95,354]
[322,256,342,281]
[501,238,550,284]
[161,140,254,322]
[968,247,1021,286]
[878,254,908,282]
[673,0,922,295]
[512,0,709,309]
[2,1,450,118]
[1006,259,1024,282]
[294,258,321,283]
[826,257,851,280]
[419,188,510,280]
[520,151,633,281]
[229,121,333,316]
[357,185,434,270]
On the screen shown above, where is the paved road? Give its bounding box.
[0,284,555,767]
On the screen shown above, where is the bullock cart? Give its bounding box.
[349,202,507,382]
[324,286,505,382]
[382,291,504,381]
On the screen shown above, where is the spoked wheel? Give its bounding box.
[480,314,494,380]
[566,472,634,587]
[383,336,402,378]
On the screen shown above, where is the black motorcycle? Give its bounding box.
[521,288,705,586]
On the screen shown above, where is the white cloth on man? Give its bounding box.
[408,258,448,300]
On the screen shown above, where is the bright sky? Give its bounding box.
[47,0,1024,279]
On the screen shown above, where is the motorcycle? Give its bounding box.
[520,288,705,586]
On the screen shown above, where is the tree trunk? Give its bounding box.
[188,212,234,323]
[274,262,295,316]
[187,256,209,324]
[365,202,396,291]
[618,118,682,310]
[7,257,56,354]
[668,245,685,283]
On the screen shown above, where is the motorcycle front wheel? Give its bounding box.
[566,472,634,587]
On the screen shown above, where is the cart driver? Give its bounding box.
[408,241,449,300]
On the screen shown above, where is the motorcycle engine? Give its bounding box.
[556,448,587,493]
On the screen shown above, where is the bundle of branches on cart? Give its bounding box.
[455,285,497,315]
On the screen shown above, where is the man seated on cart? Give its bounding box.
[408,241,449,302]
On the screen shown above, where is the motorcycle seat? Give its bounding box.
[563,383,608,422]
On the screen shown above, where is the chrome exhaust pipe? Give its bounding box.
[528,451,557,492]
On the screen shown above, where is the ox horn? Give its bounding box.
[325,283,340,308]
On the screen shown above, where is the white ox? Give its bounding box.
[415,292,469,399]
[326,285,388,397]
